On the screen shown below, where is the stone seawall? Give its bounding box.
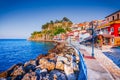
[0,42,80,80]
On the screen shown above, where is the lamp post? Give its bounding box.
[89,22,95,57]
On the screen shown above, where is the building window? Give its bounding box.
[112,16,114,21]
[118,27,120,34]
[110,27,114,32]
[107,18,109,21]
[117,14,119,20]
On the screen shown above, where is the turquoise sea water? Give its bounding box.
[0,39,54,72]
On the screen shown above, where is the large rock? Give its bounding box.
[55,43,65,50]
[37,58,55,71]
[39,58,48,65]
[64,64,76,80]
[55,61,64,71]
[65,54,72,61]
[24,64,36,73]
[22,72,37,80]
[35,69,49,80]
[57,56,68,64]
[48,53,56,58]
[49,70,67,80]
[47,62,55,71]
[24,60,36,67]
[71,62,79,71]
[10,66,25,76]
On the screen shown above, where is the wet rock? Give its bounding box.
[64,64,76,80]
[22,72,37,80]
[55,61,64,71]
[36,54,45,60]
[49,70,67,80]
[24,64,36,73]
[24,60,36,67]
[0,71,8,78]
[10,66,25,76]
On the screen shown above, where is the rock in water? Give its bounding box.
[24,60,36,67]
[55,61,64,71]
[22,72,37,80]
[10,66,25,76]
[64,64,76,80]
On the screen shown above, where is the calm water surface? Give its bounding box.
[0,39,54,72]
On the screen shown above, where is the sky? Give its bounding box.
[0,0,120,39]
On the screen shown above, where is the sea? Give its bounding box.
[0,39,54,72]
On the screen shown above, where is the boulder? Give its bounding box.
[37,58,55,71]
[24,64,36,73]
[39,58,48,65]
[35,68,41,75]
[55,61,64,71]
[48,53,56,58]
[10,66,25,77]
[47,62,55,71]
[0,71,8,78]
[36,54,45,60]
[55,43,65,50]
[49,70,67,80]
[40,69,49,80]
[24,60,36,67]
[57,56,68,64]
[22,72,37,80]
[64,64,76,80]
[65,54,72,61]
[71,62,79,71]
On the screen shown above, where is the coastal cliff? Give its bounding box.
[0,42,80,80]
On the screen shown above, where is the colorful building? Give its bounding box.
[97,10,120,46]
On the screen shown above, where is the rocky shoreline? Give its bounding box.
[0,42,80,80]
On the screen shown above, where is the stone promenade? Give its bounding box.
[72,41,120,80]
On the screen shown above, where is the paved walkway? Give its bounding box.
[72,41,120,80]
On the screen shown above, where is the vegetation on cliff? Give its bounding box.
[29,17,73,41]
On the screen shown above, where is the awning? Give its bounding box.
[99,34,114,38]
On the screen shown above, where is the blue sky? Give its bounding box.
[0,0,120,39]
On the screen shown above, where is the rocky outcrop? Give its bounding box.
[0,42,80,80]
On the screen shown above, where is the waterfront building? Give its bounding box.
[96,10,120,46]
